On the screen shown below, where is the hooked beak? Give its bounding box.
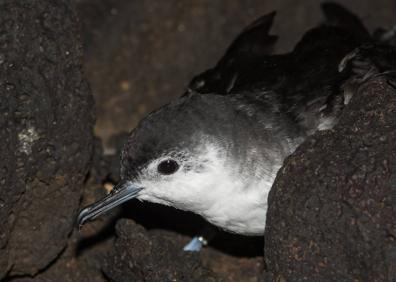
[77,180,142,227]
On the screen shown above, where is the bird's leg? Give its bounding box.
[183,224,218,252]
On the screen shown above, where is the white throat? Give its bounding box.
[136,142,282,235]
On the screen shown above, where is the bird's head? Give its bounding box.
[78,92,287,234]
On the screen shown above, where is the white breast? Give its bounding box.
[136,142,283,235]
[199,162,280,235]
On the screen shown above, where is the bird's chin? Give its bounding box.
[137,193,176,207]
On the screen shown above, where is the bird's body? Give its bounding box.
[78,3,376,236]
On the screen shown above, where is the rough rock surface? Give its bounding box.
[264,77,396,281]
[0,0,94,277]
[10,141,115,282]
[102,219,218,282]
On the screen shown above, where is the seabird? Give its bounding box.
[78,3,384,250]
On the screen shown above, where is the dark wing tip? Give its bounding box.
[224,10,278,58]
[241,11,277,35]
[321,2,369,38]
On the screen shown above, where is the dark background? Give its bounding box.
[1,0,395,281]
[76,0,396,154]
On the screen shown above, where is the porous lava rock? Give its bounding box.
[264,76,396,281]
[0,0,94,277]
[102,219,218,282]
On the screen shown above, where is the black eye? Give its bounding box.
[157,159,179,175]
